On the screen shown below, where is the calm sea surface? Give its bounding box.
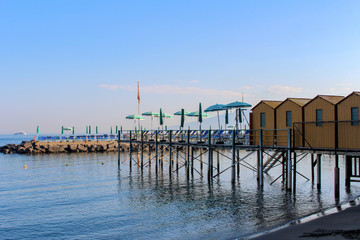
[1,135,359,239]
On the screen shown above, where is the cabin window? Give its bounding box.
[286,111,292,127]
[260,112,265,127]
[351,107,359,126]
[316,109,322,126]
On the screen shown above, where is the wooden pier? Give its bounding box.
[117,128,360,201]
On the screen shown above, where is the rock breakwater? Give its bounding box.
[0,141,131,154]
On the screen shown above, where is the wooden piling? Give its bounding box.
[191,147,194,177]
[293,152,297,193]
[237,149,240,178]
[311,153,315,184]
[186,130,190,179]
[129,131,132,171]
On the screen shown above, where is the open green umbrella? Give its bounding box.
[142,111,160,131]
[205,103,226,129]
[187,111,210,117]
[174,110,191,116]
[226,101,252,130]
[126,114,145,120]
[161,113,174,118]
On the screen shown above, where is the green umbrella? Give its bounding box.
[159,108,163,126]
[142,111,160,130]
[86,126,88,134]
[61,126,64,135]
[116,126,118,134]
[36,126,39,135]
[111,126,113,134]
[126,114,145,120]
[225,101,252,109]
[205,104,226,129]
[161,113,174,118]
[120,126,122,134]
[89,126,91,134]
[174,110,191,116]
[187,111,210,117]
[72,126,74,135]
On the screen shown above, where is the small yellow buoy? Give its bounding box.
[101,162,104,165]
[66,163,68,166]
[24,165,27,169]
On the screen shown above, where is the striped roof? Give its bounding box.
[318,95,345,105]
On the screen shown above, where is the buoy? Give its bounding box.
[66,163,68,166]
[24,165,27,169]
[101,162,104,165]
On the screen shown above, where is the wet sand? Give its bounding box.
[250,203,360,240]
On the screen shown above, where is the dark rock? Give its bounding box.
[3,149,10,154]
[17,147,26,154]
[21,141,33,149]
[78,145,87,152]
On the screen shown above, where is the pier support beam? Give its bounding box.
[191,147,194,177]
[317,153,322,190]
[237,149,240,178]
[117,130,121,168]
[140,130,144,171]
[258,129,264,188]
[345,155,352,190]
[129,131,132,171]
[311,154,315,185]
[293,152,297,193]
[155,131,158,174]
[286,129,292,191]
[169,131,172,177]
[207,130,212,181]
[231,130,236,183]
[186,130,190,179]
[334,154,340,200]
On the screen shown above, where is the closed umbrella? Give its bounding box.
[159,108,163,126]
[198,103,203,124]
[205,103,226,129]
[180,109,185,129]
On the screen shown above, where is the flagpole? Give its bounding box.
[137,81,140,131]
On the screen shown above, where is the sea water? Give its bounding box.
[0,135,359,239]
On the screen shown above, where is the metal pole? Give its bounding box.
[155,131,158,174]
[311,153,314,184]
[186,130,190,179]
[117,130,121,168]
[207,130,212,181]
[317,153,322,190]
[293,152,297,193]
[231,130,236,183]
[191,147,194,177]
[237,149,240,178]
[140,130,144,171]
[345,155,352,190]
[258,129,264,187]
[334,154,340,200]
[286,129,292,191]
[169,131,172,177]
[217,151,220,175]
[129,131,132,171]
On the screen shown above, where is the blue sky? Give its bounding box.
[1,0,359,134]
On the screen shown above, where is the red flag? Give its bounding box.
[137,81,140,103]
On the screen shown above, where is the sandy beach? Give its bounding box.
[251,201,360,240]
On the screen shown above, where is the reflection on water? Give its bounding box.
[0,148,359,240]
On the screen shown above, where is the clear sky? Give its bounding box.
[1,0,359,134]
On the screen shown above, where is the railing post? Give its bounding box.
[317,153,322,190]
[334,154,340,200]
[345,155,352,190]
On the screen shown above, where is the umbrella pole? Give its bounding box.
[217,111,220,130]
